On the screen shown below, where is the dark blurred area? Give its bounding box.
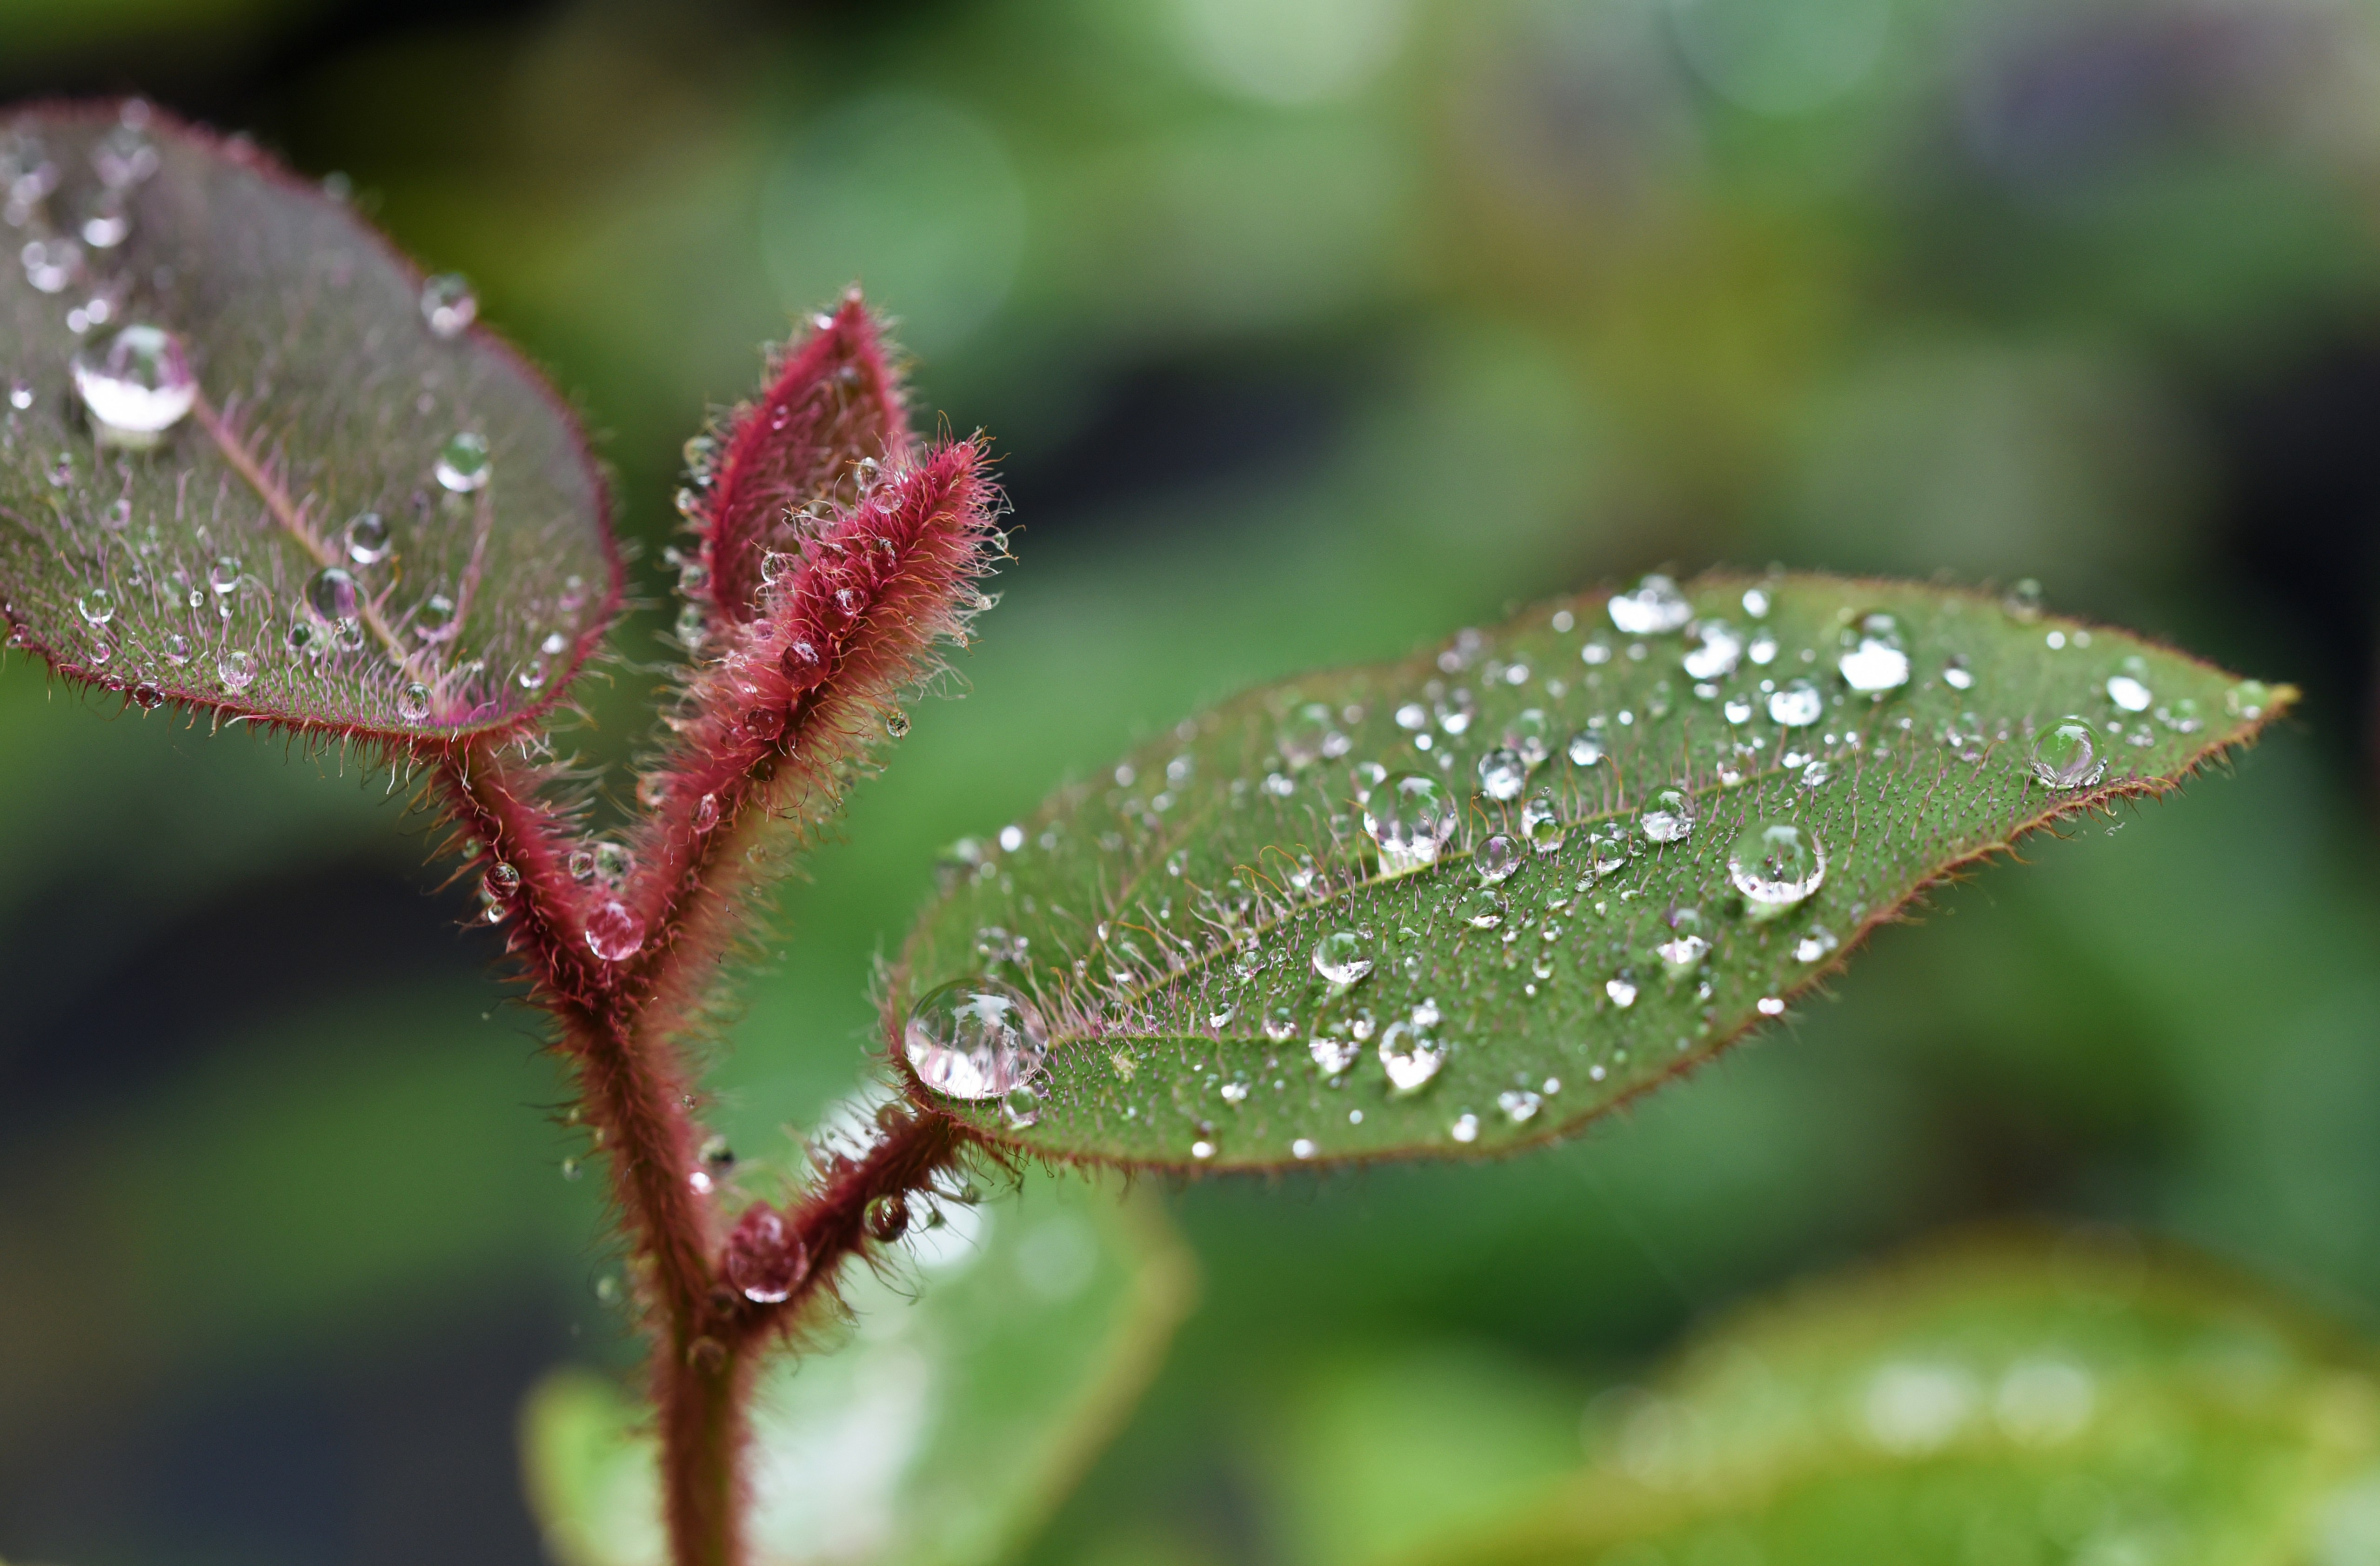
[4,0,2379,1562]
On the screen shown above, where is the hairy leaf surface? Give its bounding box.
[0,102,615,736]
[522,1163,1194,1566]
[893,574,2286,1170]
[1423,1233,2380,1563]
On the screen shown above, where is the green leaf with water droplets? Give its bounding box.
[891,572,2289,1171]
[1404,1232,2380,1564]
[0,102,615,737]
[521,1163,1194,1566]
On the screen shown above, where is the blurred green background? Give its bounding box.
[3,0,2379,1561]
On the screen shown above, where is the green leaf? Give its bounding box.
[1409,1232,2380,1563]
[892,573,2288,1170]
[521,1158,1195,1566]
[0,103,615,737]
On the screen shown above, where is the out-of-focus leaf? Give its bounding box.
[520,1160,1195,1566]
[1410,1231,2380,1564]
[0,102,615,737]
[892,572,2286,1170]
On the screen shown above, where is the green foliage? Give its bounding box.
[1414,1233,2380,1564]
[0,105,612,737]
[522,1158,1194,1566]
[896,573,2284,1171]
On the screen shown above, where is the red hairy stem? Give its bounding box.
[420,313,1001,1566]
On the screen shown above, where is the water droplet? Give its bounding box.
[434,431,492,492]
[1436,688,1477,735]
[1462,886,1507,929]
[1606,977,1638,1008]
[1312,930,1373,986]
[420,273,477,338]
[414,592,459,642]
[1518,791,1565,854]
[2002,578,2045,622]
[20,237,80,293]
[586,900,647,962]
[216,649,257,692]
[903,980,1047,1100]
[71,324,194,445]
[1477,833,1521,884]
[1768,679,1824,727]
[1728,819,1827,914]
[1497,1089,1541,1123]
[395,681,432,722]
[1608,574,1693,636]
[1566,730,1605,767]
[1477,747,1527,802]
[1682,620,1742,680]
[1509,709,1552,767]
[1363,772,1458,876]
[1278,701,1341,768]
[1378,1019,1444,1092]
[2028,717,2105,790]
[886,709,911,738]
[1639,786,1694,843]
[2106,673,2152,713]
[1655,933,1709,976]
[1741,586,1771,618]
[1837,613,1910,695]
[2227,680,2272,720]
[1450,1113,1479,1144]
[100,496,131,530]
[1943,655,1974,691]
[207,556,241,596]
[1310,1035,1361,1074]
[692,792,721,832]
[1291,1137,1319,1159]
[306,565,359,623]
[1793,926,1839,963]
[1001,1082,1041,1129]
[163,633,190,665]
[1757,996,1786,1017]
[345,512,391,564]
[76,586,115,624]
[561,1156,582,1181]
[7,380,32,411]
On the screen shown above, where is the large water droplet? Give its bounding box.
[414,592,459,642]
[1377,1019,1444,1092]
[398,681,432,722]
[2002,578,2045,622]
[1682,620,1742,680]
[1837,612,1910,694]
[1364,772,1457,876]
[1609,574,1693,636]
[1477,833,1521,884]
[1520,790,1565,854]
[1768,679,1824,727]
[1640,786,1694,843]
[586,900,648,962]
[71,324,195,446]
[435,431,492,493]
[217,649,257,692]
[76,586,115,624]
[1312,930,1373,986]
[1606,977,1638,1008]
[2028,717,2105,790]
[904,979,1048,1100]
[1462,886,1507,928]
[420,273,477,339]
[1477,747,1526,802]
[346,512,391,565]
[1509,709,1552,768]
[306,565,358,623]
[1727,819,1827,914]
[2227,680,2272,720]
[1567,730,1605,766]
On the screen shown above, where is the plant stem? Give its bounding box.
[660,1329,747,1566]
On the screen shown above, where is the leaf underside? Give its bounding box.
[894,573,2285,1172]
[1434,1232,2380,1563]
[522,1163,1195,1566]
[0,102,615,738]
